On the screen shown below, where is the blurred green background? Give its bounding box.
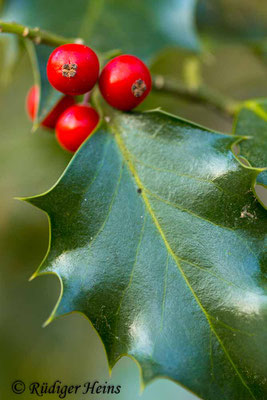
[0,18,267,400]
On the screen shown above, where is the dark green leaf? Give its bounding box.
[26,111,267,400]
[25,41,62,128]
[234,99,267,193]
[257,171,267,188]
[234,100,267,169]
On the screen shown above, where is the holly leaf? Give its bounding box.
[25,110,267,400]
[234,100,267,169]
[25,41,62,129]
[234,99,267,192]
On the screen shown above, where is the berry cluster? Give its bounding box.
[26,44,151,152]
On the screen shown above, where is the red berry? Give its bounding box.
[47,44,99,96]
[26,85,75,129]
[55,104,100,152]
[99,55,152,111]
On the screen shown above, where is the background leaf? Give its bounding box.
[2,0,201,57]
[0,0,200,124]
[27,111,267,400]
[234,99,267,192]
[25,41,62,128]
[197,0,267,45]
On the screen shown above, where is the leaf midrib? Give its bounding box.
[110,121,256,400]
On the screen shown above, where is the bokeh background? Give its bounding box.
[0,4,267,400]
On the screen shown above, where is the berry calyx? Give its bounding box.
[55,104,100,152]
[26,85,75,129]
[98,54,152,111]
[47,44,99,95]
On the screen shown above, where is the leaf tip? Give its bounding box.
[42,315,54,328]
[14,195,32,202]
[17,194,49,211]
[139,378,146,394]
[107,364,113,378]
[29,270,38,282]
[14,195,38,204]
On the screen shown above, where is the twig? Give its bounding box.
[0,20,241,116]
[0,20,81,46]
[0,20,120,63]
[152,75,239,117]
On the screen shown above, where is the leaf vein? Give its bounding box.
[112,127,256,400]
[177,256,251,293]
[131,153,226,193]
[145,188,259,262]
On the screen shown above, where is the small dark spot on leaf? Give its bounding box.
[137,188,142,194]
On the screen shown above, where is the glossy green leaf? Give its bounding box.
[26,110,267,400]
[1,0,200,124]
[234,99,267,190]
[25,41,62,128]
[234,100,267,169]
